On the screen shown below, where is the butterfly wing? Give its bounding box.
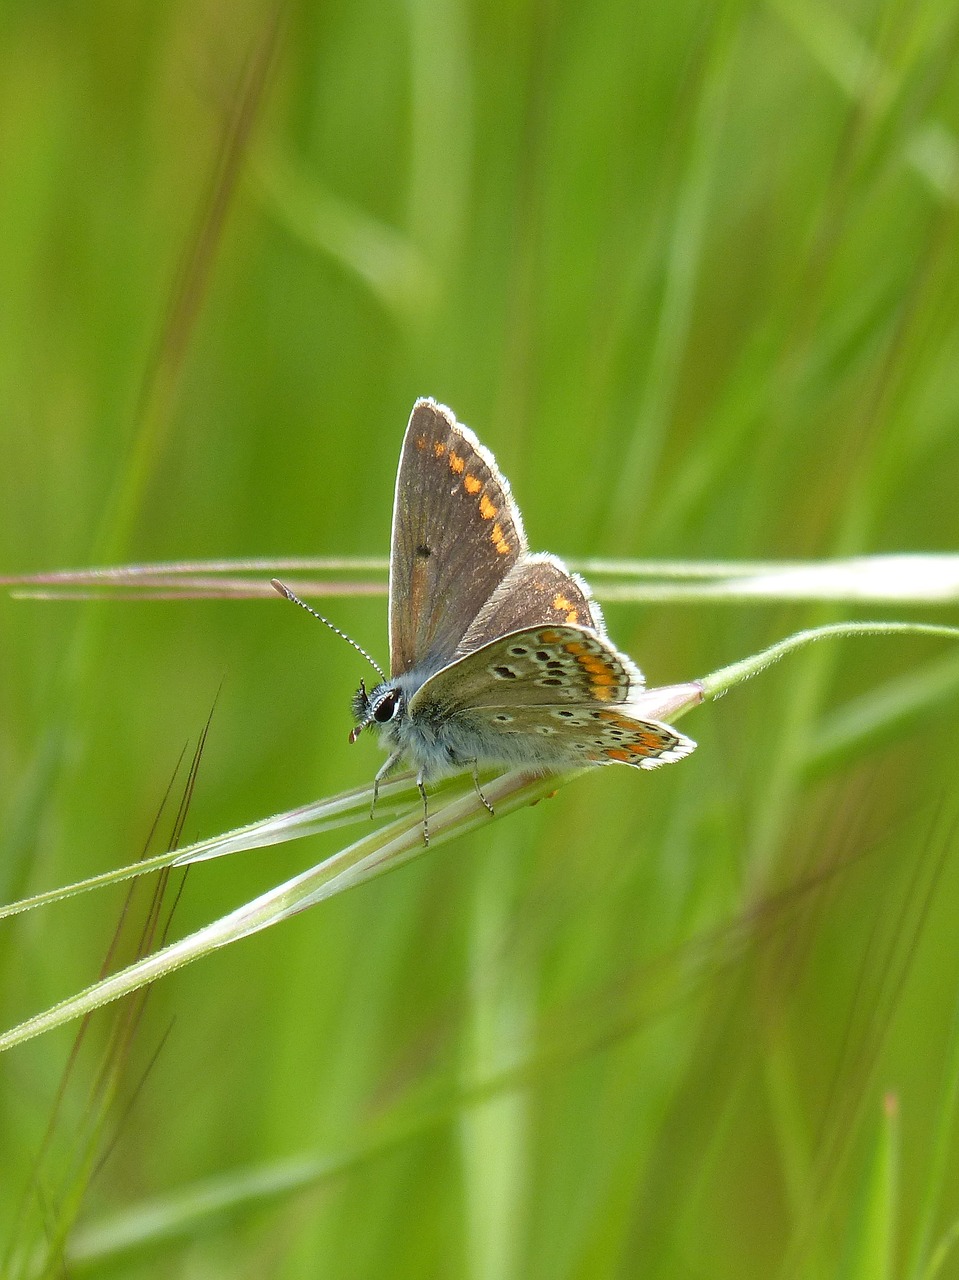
[453,553,611,658]
[466,703,696,769]
[408,624,692,768]
[409,624,643,712]
[389,399,527,676]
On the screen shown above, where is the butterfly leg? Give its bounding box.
[371,752,403,820]
[470,761,495,817]
[417,774,430,846]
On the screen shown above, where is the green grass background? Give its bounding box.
[2,0,959,1276]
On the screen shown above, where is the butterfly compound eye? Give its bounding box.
[372,690,401,723]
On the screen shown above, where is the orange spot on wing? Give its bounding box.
[463,474,482,494]
[605,747,631,762]
[617,732,666,757]
[552,593,579,624]
[433,441,446,457]
[592,685,615,701]
[449,451,465,474]
[414,436,427,450]
[539,629,563,643]
[599,712,634,728]
[479,493,498,519]
[578,656,602,673]
[564,641,588,656]
[490,523,511,555]
[591,675,618,690]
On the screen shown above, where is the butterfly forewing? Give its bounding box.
[409,624,643,714]
[389,399,527,676]
[454,554,605,657]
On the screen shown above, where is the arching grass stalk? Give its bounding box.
[1,619,957,1056]
[699,622,959,701]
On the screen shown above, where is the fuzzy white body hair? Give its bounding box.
[368,670,578,781]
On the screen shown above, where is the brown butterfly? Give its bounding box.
[276,399,695,841]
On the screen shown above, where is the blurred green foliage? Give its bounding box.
[1,0,959,1276]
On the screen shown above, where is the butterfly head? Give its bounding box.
[350,679,404,743]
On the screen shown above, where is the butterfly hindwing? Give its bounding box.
[466,703,697,769]
[408,624,643,714]
[389,399,527,676]
[454,554,606,657]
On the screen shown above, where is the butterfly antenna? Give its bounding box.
[270,579,385,680]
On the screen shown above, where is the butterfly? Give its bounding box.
[275,398,695,842]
